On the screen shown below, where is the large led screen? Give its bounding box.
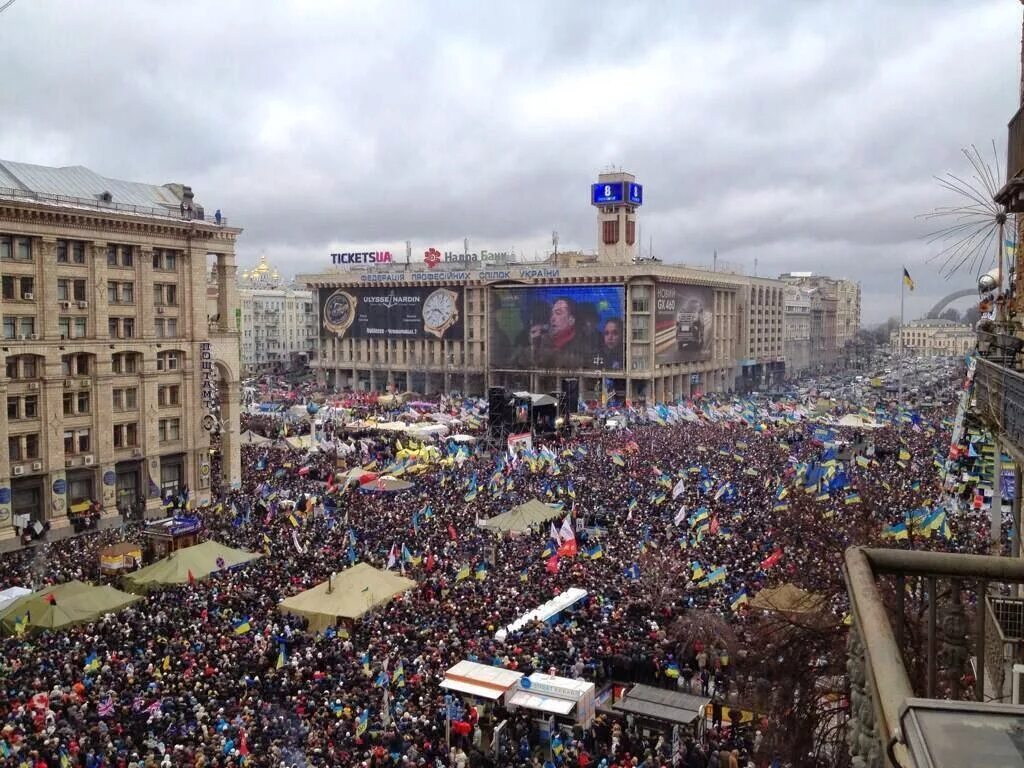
[490,285,625,370]
[654,283,714,364]
[318,286,464,341]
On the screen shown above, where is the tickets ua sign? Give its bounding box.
[331,251,394,265]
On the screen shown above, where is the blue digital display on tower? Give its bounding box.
[629,183,643,205]
[591,182,625,205]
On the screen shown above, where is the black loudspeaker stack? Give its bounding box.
[561,378,579,414]
[488,386,506,440]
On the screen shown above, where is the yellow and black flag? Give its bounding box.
[903,267,915,291]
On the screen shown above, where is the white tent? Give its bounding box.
[0,586,32,613]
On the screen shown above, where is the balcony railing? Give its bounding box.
[844,547,1024,768]
[973,356,1024,451]
[0,185,228,226]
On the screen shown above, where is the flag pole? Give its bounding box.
[897,268,904,406]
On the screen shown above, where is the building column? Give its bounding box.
[0,375,12,546]
[94,354,118,522]
[90,241,110,341]
[219,376,241,491]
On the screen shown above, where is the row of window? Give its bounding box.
[4,278,178,307]
[8,384,180,421]
[1,235,182,271]
[8,419,181,462]
[1,316,183,340]
[4,351,184,379]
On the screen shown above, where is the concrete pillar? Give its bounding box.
[139,248,156,340]
[0,374,11,544]
[216,255,239,335]
[94,351,118,520]
[89,241,110,341]
[38,238,61,341]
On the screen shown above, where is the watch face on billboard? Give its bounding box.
[591,182,625,205]
[628,183,643,205]
[319,286,464,341]
[654,283,714,364]
[490,285,625,371]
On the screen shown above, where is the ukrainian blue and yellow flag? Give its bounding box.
[474,562,488,581]
[232,616,253,635]
[356,708,369,737]
[586,542,604,559]
[456,563,471,581]
[392,660,405,687]
[691,562,705,581]
[13,612,29,636]
[882,522,909,541]
[84,652,100,673]
[845,492,862,505]
[730,588,750,612]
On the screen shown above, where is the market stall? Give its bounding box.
[507,673,596,728]
[611,684,709,742]
[142,516,203,559]
[99,541,144,574]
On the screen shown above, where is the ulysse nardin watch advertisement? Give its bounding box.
[319,286,464,340]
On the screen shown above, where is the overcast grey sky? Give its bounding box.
[0,0,1019,323]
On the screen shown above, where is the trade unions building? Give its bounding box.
[301,171,787,403]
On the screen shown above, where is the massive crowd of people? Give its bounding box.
[0,374,989,768]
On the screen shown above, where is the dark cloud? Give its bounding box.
[0,0,1017,322]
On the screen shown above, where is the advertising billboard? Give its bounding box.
[319,286,464,341]
[654,283,714,364]
[490,285,625,371]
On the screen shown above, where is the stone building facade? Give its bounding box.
[0,160,241,550]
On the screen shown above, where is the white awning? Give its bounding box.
[439,678,508,700]
[507,690,576,715]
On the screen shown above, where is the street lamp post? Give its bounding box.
[593,354,605,408]
[306,401,320,447]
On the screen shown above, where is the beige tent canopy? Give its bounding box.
[478,498,564,535]
[122,540,262,593]
[278,562,416,633]
[836,414,882,430]
[240,429,277,445]
[749,583,825,614]
[0,580,141,634]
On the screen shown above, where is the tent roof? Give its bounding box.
[748,583,825,614]
[240,429,276,445]
[0,580,141,633]
[360,477,414,493]
[0,586,32,613]
[478,498,563,534]
[122,540,261,592]
[100,541,143,557]
[278,563,416,633]
[613,684,709,725]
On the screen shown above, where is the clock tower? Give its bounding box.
[592,170,642,265]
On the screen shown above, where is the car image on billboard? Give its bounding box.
[654,283,713,364]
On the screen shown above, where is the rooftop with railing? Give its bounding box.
[0,184,228,226]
